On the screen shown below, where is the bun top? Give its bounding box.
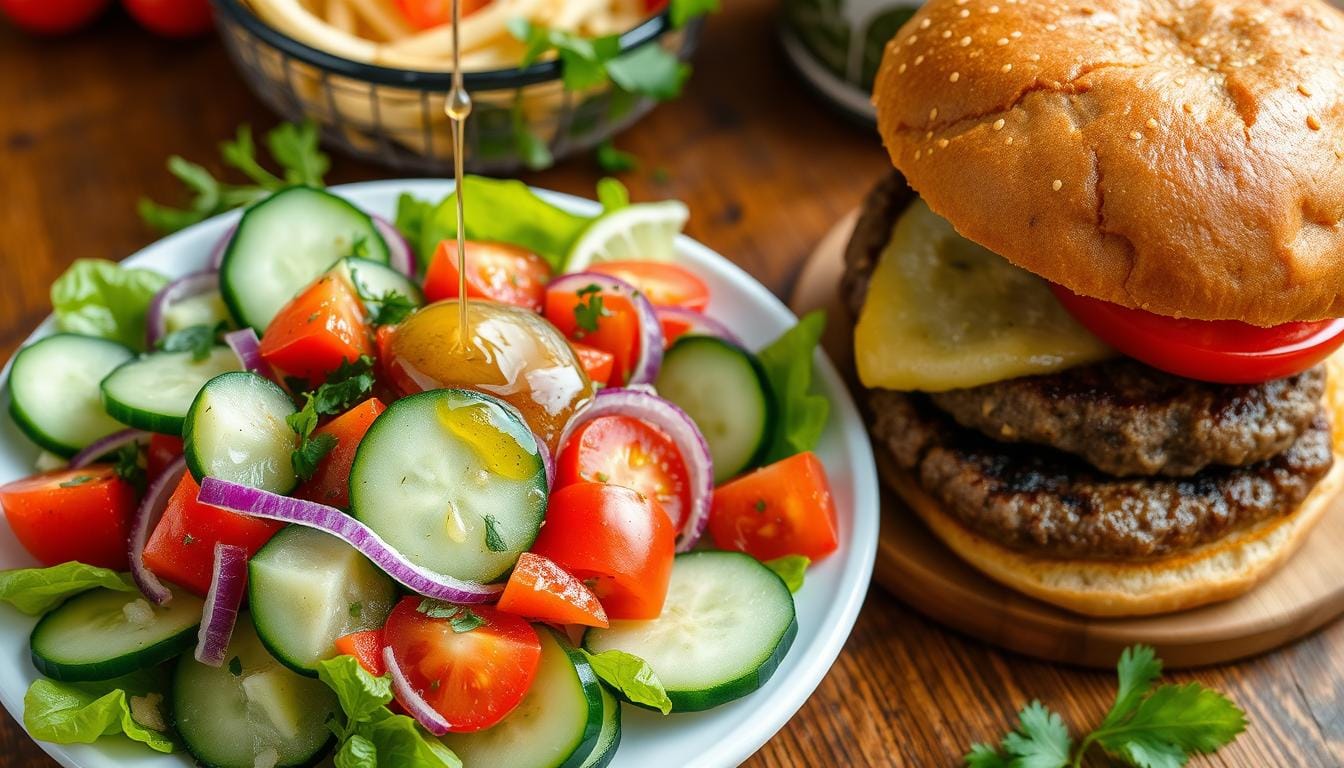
[873,0,1344,326]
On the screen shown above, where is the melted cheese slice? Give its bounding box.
[854,199,1114,392]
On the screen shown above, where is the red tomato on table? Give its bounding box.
[295,397,386,508]
[259,273,371,389]
[709,451,839,562]
[121,0,212,37]
[383,598,540,733]
[545,289,642,386]
[497,553,608,628]
[0,0,108,35]
[589,260,709,311]
[0,465,135,569]
[529,483,675,620]
[334,629,386,677]
[555,415,690,531]
[423,240,552,312]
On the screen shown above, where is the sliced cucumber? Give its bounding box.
[7,334,134,456]
[101,347,241,434]
[184,371,298,494]
[655,336,774,482]
[220,186,389,330]
[173,614,338,768]
[440,628,602,768]
[579,686,622,768]
[583,551,797,712]
[248,526,396,676]
[165,290,232,335]
[30,586,203,682]
[335,257,425,306]
[349,389,547,583]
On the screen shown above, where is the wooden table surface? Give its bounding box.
[1,2,1342,766]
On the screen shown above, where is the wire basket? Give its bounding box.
[210,0,702,174]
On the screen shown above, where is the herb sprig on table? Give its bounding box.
[966,645,1246,768]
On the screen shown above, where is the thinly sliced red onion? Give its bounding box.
[195,543,247,667]
[196,478,504,603]
[129,457,187,605]
[383,647,451,735]
[145,271,220,347]
[223,328,275,380]
[557,389,714,551]
[68,429,149,469]
[372,214,415,278]
[656,306,744,348]
[548,273,664,386]
[208,225,237,270]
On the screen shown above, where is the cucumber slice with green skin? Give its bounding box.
[583,551,797,713]
[30,586,203,682]
[349,389,547,584]
[220,186,390,331]
[248,526,397,676]
[335,257,425,306]
[578,686,622,768]
[101,347,241,434]
[7,334,134,456]
[164,291,232,335]
[173,614,339,768]
[440,628,602,768]
[654,336,774,483]
[184,371,298,494]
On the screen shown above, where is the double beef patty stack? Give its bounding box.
[849,0,1344,616]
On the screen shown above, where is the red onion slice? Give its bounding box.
[223,328,275,380]
[383,647,451,735]
[145,271,220,348]
[68,429,149,470]
[196,478,504,603]
[557,389,714,551]
[208,225,237,270]
[656,306,744,347]
[129,457,187,605]
[194,543,247,667]
[548,273,664,387]
[372,214,415,278]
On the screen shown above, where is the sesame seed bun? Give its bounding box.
[873,0,1344,327]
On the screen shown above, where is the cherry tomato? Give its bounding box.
[545,289,642,385]
[0,465,135,569]
[259,273,371,389]
[394,0,488,30]
[0,0,109,35]
[589,260,710,311]
[1051,286,1344,384]
[529,483,675,620]
[709,451,839,562]
[147,434,184,480]
[423,240,552,312]
[383,597,541,733]
[497,553,608,628]
[556,415,690,531]
[121,0,211,36]
[295,398,386,508]
[334,629,386,677]
[569,341,615,387]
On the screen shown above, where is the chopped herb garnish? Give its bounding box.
[59,475,94,488]
[183,534,196,546]
[349,602,362,618]
[482,514,507,553]
[228,656,242,676]
[156,321,225,361]
[350,269,416,327]
[449,610,486,634]
[754,499,767,513]
[594,472,610,483]
[573,284,610,336]
[112,443,147,494]
[415,599,486,633]
[287,393,338,483]
[310,355,377,416]
[429,679,440,691]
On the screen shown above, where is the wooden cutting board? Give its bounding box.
[790,212,1344,669]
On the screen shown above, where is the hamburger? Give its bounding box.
[846,0,1344,616]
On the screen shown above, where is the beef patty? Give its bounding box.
[843,171,1326,477]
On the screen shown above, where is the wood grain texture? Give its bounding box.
[0,2,1341,767]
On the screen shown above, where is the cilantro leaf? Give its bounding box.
[348,270,417,327]
[266,120,330,187]
[596,140,638,173]
[414,599,485,632]
[1000,701,1071,768]
[964,743,1012,768]
[573,284,609,335]
[449,609,485,634]
[606,44,691,100]
[669,0,719,27]
[219,125,283,189]
[311,356,377,416]
[582,649,672,715]
[1091,684,1246,768]
[1102,645,1163,730]
[482,515,507,553]
[287,393,338,482]
[0,563,135,615]
[764,555,809,593]
[757,311,830,462]
[157,322,223,361]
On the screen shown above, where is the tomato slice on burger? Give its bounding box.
[555,414,691,531]
[589,260,710,312]
[1050,286,1344,384]
[0,465,137,570]
[424,240,552,312]
[383,598,541,733]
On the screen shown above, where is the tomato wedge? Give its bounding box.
[1051,286,1344,384]
[709,451,839,562]
[570,341,615,387]
[555,415,691,531]
[545,289,642,385]
[295,397,386,508]
[497,553,609,628]
[334,629,387,677]
[589,260,710,311]
[0,465,136,569]
[259,273,371,389]
[529,483,675,620]
[423,240,552,312]
[383,598,541,733]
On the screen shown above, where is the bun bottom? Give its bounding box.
[880,355,1344,617]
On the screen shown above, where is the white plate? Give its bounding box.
[0,180,879,768]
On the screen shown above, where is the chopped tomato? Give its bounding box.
[497,553,608,628]
[142,473,283,596]
[394,0,487,30]
[555,415,690,531]
[295,398,386,508]
[334,629,386,677]
[569,342,615,387]
[658,307,694,347]
[147,434,184,479]
[709,451,839,562]
[423,240,552,312]
[529,483,674,620]
[384,598,540,732]
[259,273,371,389]
[0,465,135,569]
[589,260,709,311]
[545,289,642,385]
[1051,286,1344,384]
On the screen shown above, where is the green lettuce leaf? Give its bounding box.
[50,259,169,350]
[582,649,672,715]
[764,555,810,593]
[0,563,135,615]
[317,655,393,724]
[23,668,174,753]
[317,656,460,768]
[757,310,830,462]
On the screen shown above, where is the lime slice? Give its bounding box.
[564,200,690,272]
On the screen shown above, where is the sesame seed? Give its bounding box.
[1010,30,1022,38]
[927,147,935,157]
[1298,84,1313,96]
[930,107,939,120]
[899,63,908,74]
[919,18,931,29]
[1005,136,1014,145]
[1301,45,1313,55]
[1308,115,1322,130]
[997,37,1009,45]
[1052,179,1063,191]
[925,131,934,140]
[942,30,952,38]
[1182,103,1193,113]
[915,149,923,159]
[950,72,961,82]
[989,4,1000,12]
[1130,131,1142,140]
[1029,53,1041,61]
[1001,63,1013,73]
[993,119,1005,130]
[1146,118,1158,129]
[938,138,950,148]
[960,36,972,46]
[915,55,925,65]
[1045,23,1057,31]
[958,8,969,17]
[907,34,918,45]
[955,0,968,5]
[1195,35,1209,47]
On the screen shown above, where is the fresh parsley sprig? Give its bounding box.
[156,321,228,361]
[349,269,417,327]
[573,284,610,336]
[966,646,1246,768]
[285,356,378,482]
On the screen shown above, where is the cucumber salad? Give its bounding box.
[0,176,840,768]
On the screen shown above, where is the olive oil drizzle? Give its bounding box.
[446,0,472,351]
